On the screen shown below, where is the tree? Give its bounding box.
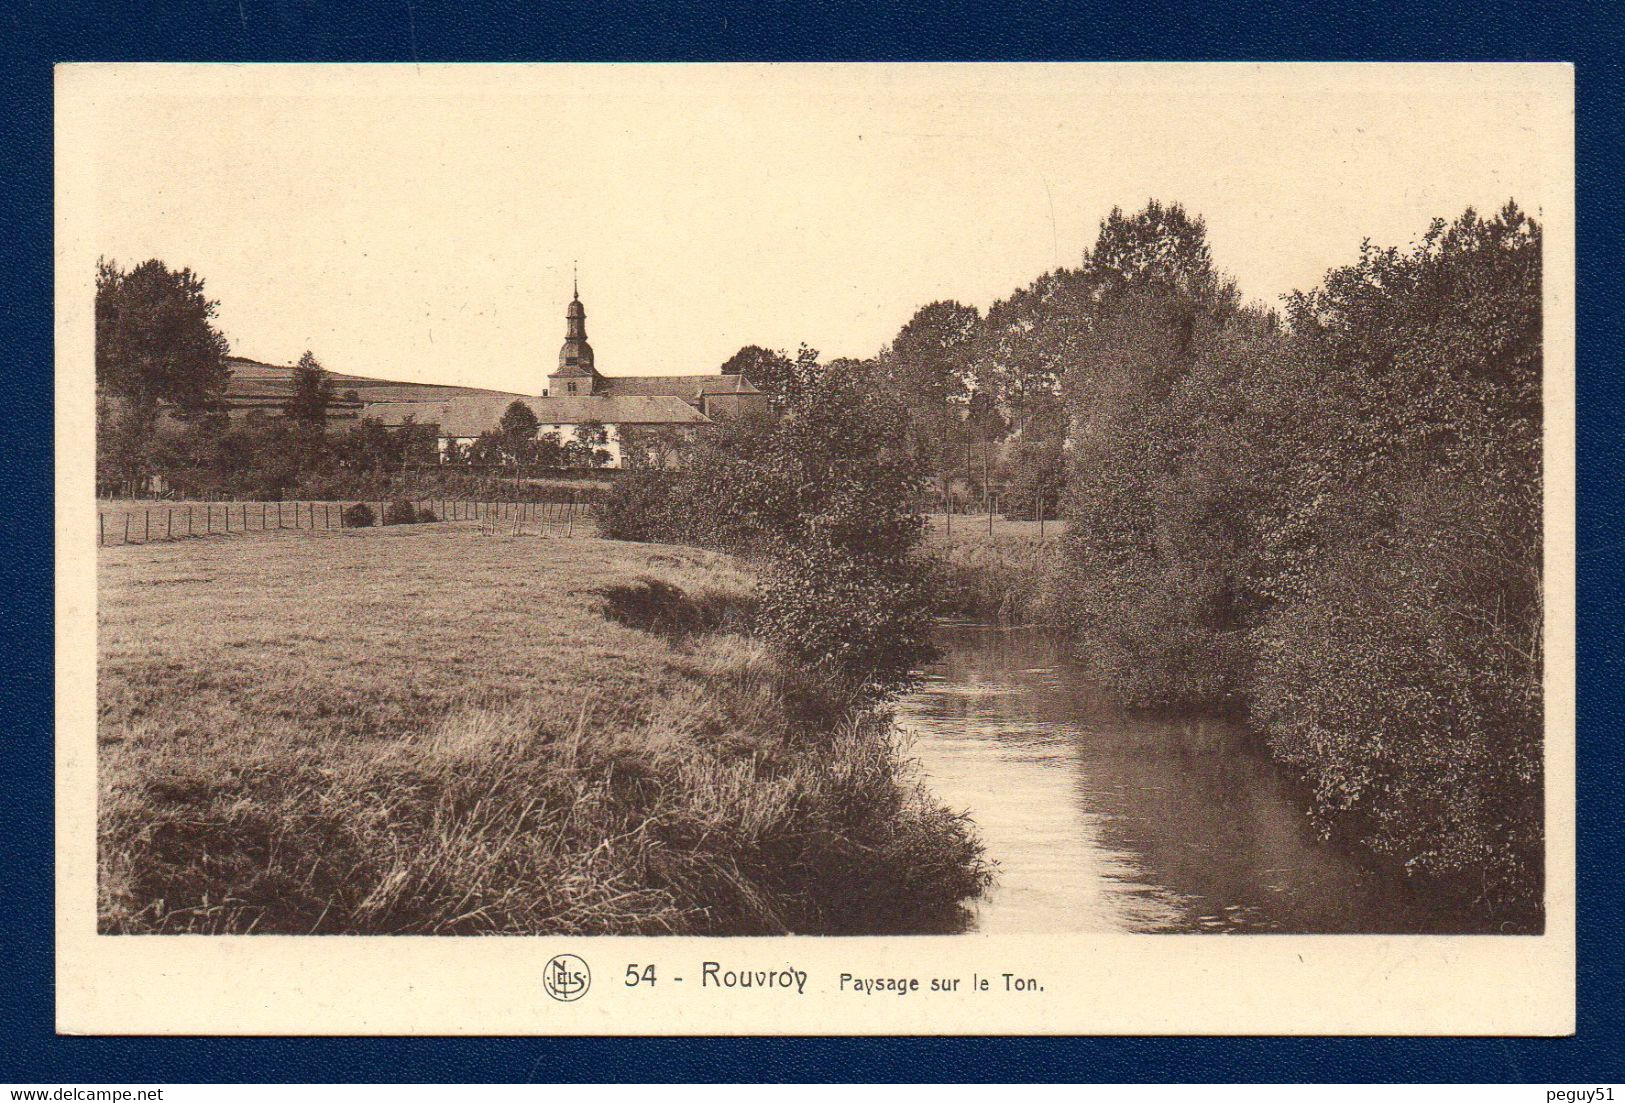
[285,350,335,424]
[499,399,540,443]
[96,258,233,486]
[1052,201,1244,705]
[96,258,232,412]
[564,421,611,468]
[619,424,691,470]
[534,431,564,469]
[1084,199,1230,302]
[998,434,1066,521]
[882,300,980,404]
[720,343,821,406]
[497,399,541,464]
[721,345,792,387]
[601,356,936,696]
[468,430,507,467]
[877,301,982,484]
[1249,203,1544,913]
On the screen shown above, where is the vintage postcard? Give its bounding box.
[55,62,1575,1035]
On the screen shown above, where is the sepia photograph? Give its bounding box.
[54,61,1574,1035]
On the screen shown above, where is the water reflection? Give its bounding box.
[900,624,1472,934]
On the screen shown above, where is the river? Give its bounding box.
[899,623,1472,934]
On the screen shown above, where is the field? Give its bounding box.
[923,514,1066,624]
[923,513,1066,548]
[97,523,989,934]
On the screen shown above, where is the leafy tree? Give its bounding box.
[1042,200,1543,920]
[720,345,793,390]
[601,357,935,696]
[96,258,232,412]
[95,394,161,492]
[534,431,564,469]
[1084,199,1231,302]
[1249,203,1543,913]
[499,399,540,446]
[618,424,691,470]
[468,429,507,467]
[882,301,980,404]
[997,434,1066,521]
[572,420,608,449]
[95,258,233,485]
[877,301,982,483]
[720,343,822,407]
[286,350,335,424]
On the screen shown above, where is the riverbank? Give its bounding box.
[925,519,1064,625]
[97,525,991,934]
[925,542,1542,933]
[902,623,1509,932]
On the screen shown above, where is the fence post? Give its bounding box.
[99,514,104,546]
[167,510,174,540]
[123,513,130,544]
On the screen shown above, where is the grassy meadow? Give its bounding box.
[98,523,990,934]
[924,514,1066,625]
[923,513,1066,546]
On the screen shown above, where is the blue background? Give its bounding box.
[2,0,1619,1083]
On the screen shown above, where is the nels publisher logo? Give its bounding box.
[543,954,591,1002]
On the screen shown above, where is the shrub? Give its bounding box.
[1043,202,1543,920]
[342,502,375,528]
[596,364,934,700]
[754,544,937,697]
[416,506,439,523]
[383,499,417,525]
[596,468,678,542]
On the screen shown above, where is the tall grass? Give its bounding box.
[98,528,990,934]
[928,531,1065,625]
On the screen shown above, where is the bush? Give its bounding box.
[383,499,417,525]
[596,468,678,542]
[754,543,937,696]
[596,364,935,700]
[1043,202,1543,921]
[342,502,375,528]
[416,506,439,523]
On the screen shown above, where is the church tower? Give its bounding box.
[549,275,601,396]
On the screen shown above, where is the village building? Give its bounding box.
[363,283,767,466]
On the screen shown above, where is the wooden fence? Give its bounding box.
[96,498,587,547]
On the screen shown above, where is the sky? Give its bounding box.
[61,63,1571,395]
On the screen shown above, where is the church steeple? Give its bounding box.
[551,272,600,395]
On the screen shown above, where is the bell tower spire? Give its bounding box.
[551,269,599,395]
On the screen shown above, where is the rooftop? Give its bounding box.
[596,373,760,400]
[363,394,711,437]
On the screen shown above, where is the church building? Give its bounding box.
[362,283,767,467]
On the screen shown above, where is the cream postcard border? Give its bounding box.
[54,62,1576,1036]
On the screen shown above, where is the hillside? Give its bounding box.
[222,355,528,418]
